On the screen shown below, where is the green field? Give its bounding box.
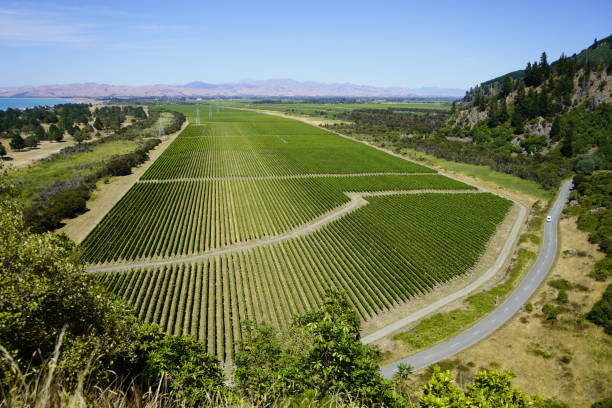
[84,105,511,360]
[235,101,452,115]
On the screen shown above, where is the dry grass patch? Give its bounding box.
[443,217,611,407]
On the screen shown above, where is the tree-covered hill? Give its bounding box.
[444,35,611,178]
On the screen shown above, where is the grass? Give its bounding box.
[11,139,139,203]
[392,247,538,352]
[399,147,553,201]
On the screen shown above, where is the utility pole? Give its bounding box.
[157,116,164,138]
[195,106,201,125]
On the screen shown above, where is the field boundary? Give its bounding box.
[138,172,436,183]
[87,189,485,273]
[59,120,189,243]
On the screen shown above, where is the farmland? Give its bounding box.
[84,105,512,360]
[235,101,452,116]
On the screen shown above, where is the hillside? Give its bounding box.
[0,79,465,98]
[447,35,611,170]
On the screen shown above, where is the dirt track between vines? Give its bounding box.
[138,172,436,183]
[87,189,483,273]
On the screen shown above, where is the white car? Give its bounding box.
[546,215,552,222]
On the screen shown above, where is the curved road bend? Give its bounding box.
[380,179,573,378]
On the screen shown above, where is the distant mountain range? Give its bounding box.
[0,79,465,98]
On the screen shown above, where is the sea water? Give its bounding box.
[0,97,76,110]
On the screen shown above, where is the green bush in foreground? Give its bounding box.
[0,164,223,403]
[418,366,562,407]
[234,290,400,407]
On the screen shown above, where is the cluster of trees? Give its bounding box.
[23,137,161,232]
[16,107,185,233]
[0,169,569,406]
[330,109,450,137]
[409,137,571,189]
[0,104,91,134]
[570,172,611,255]
[0,104,97,151]
[0,104,160,153]
[456,38,611,161]
[93,105,147,131]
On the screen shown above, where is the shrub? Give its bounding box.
[556,289,569,304]
[549,279,573,290]
[543,303,561,320]
[590,257,612,281]
[586,284,612,334]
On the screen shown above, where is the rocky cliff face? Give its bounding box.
[450,67,611,139]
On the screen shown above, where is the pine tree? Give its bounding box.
[9,134,25,150]
[540,52,551,79]
[93,117,104,131]
[550,116,561,141]
[500,76,513,98]
[560,128,573,157]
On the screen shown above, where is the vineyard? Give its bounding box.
[82,175,473,263]
[84,105,513,360]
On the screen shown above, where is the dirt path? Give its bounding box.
[86,189,483,273]
[2,138,78,168]
[139,172,437,183]
[58,121,188,243]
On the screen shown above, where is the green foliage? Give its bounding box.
[560,104,612,166]
[542,304,561,321]
[591,396,612,408]
[9,133,25,150]
[48,124,64,142]
[521,134,547,154]
[235,290,400,407]
[548,279,573,290]
[571,173,612,256]
[586,284,612,334]
[419,366,550,407]
[590,257,612,281]
[140,332,225,404]
[573,155,602,175]
[556,289,569,304]
[394,363,414,381]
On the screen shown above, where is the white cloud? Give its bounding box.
[0,9,88,45]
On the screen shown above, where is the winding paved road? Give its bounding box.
[380,179,573,378]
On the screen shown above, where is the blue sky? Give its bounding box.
[0,0,610,89]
